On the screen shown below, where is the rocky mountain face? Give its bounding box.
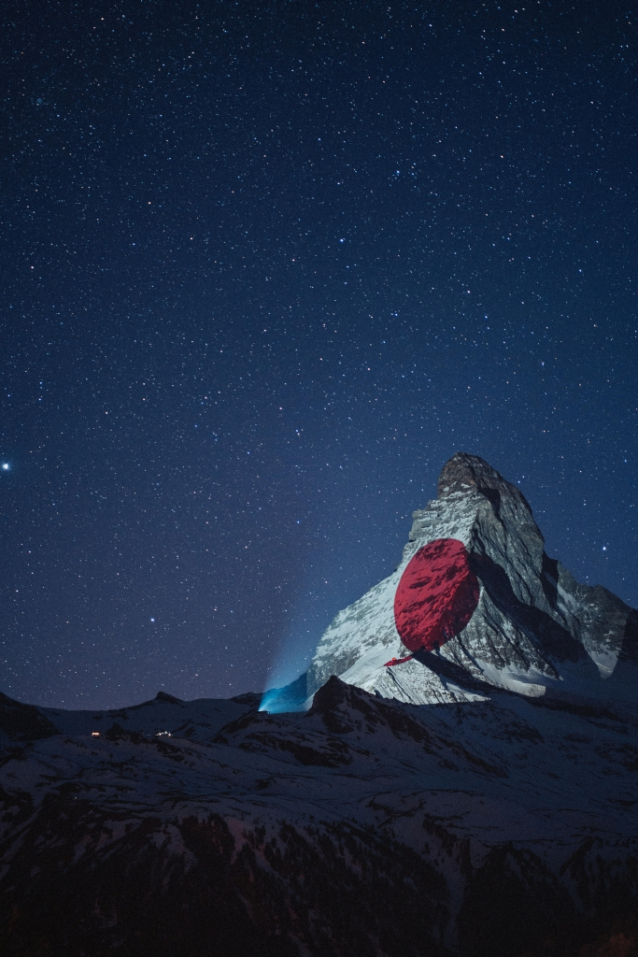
[1,453,637,957]
[289,453,638,712]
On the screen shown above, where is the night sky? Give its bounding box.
[2,0,636,709]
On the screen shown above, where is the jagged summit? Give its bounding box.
[437,451,529,508]
[273,453,637,712]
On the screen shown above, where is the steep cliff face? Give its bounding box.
[302,453,638,709]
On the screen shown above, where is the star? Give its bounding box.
[1,463,9,471]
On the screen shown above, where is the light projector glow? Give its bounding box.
[260,603,323,713]
[259,675,310,714]
[259,688,285,713]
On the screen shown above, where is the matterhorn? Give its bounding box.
[271,452,637,713]
[1,454,636,957]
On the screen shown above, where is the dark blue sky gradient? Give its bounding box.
[1,0,636,707]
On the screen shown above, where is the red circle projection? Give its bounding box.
[393,538,479,653]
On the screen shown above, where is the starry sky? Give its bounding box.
[1,0,636,708]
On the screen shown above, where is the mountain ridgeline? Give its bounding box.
[1,454,637,957]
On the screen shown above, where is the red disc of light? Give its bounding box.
[393,538,479,653]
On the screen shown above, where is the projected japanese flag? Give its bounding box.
[393,538,479,653]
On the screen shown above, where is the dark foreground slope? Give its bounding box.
[1,676,638,957]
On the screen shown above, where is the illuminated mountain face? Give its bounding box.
[300,453,638,710]
[393,538,480,653]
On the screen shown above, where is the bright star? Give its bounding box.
[1,463,9,471]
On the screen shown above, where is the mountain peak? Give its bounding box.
[437,451,529,509]
[295,455,638,712]
[154,691,182,704]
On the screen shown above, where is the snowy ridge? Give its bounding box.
[1,674,637,956]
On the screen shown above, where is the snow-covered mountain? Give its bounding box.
[270,452,637,712]
[1,454,636,957]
